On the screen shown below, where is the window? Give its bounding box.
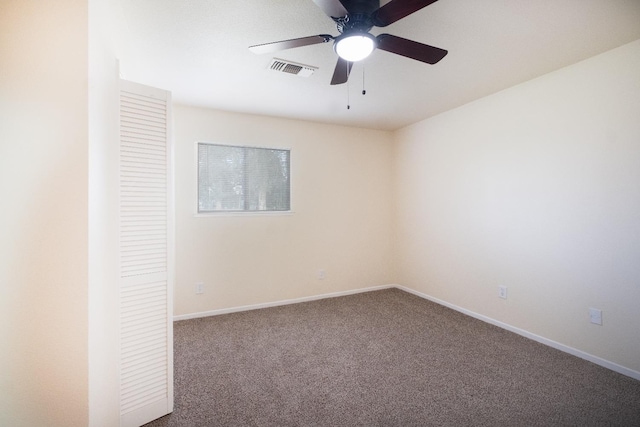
[197,143,290,213]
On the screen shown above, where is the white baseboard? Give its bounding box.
[173,283,640,381]
[173,284,394,321]
[395,285,640,382]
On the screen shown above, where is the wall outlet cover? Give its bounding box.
[589,308,603,325]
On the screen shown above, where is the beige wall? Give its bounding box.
[393,39,640,374]
[88,0,122,425]
[173,106,395,315]
[0,1,89,425]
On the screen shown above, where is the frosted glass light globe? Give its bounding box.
[335,34,375,62]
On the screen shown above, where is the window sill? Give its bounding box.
[194,211,295,218]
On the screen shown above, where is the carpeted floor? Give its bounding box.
[144,288,640,426]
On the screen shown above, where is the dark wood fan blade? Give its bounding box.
[249,35,333,54]
[372,0,438,27]
[330,57,353,85]
[311,0,349,18]
[376,34,447,64]
[339,0,381,15]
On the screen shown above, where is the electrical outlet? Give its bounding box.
[498,286,508,299]
[318,269,326,280]
[589,308,602,325]
[195,282,204,294]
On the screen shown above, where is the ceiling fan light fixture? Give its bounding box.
[334,33,376,62]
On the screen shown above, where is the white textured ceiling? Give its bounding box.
[116,0,640,131]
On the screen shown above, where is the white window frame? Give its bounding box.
[194,141,293,216]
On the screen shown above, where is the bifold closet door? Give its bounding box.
[119,79,174,427]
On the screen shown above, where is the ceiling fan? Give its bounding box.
[249,0,448,85]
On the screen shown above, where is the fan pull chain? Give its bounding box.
[362,67,366,95]
[346,68,351,110]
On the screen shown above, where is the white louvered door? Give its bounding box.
[119,79,173,427]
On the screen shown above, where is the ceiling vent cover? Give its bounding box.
[269,58,317,77]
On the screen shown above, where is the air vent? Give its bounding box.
[268,58,317,77]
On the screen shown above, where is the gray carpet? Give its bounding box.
[145,288,640,426]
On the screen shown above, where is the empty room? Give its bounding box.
[2,0,640,426]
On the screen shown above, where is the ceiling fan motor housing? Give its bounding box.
[334,13,374,34]
[333,9,378,62]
